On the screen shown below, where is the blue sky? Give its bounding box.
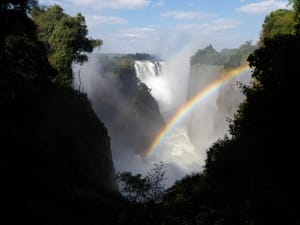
[40,0,291,57]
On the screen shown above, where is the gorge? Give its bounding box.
[73,42,255,186]
[4,1,300,224]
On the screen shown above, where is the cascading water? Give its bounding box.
[134,59,202,178]
[134,59,169,117]
[133,57,250,185]
[134,60,170,115]
[134,60,164,79]
[74,52,250,187]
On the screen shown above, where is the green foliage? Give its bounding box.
[0,0,55,103]
[260,9,296,45]
[195,10,300,222]
[1,3,120,224]
[200,36,300,225]
[223,41,256,68]
[116,162,167,203]
[290,0,300,13]
[30,4,102,86]
[191,44,223,66]
[292,0,300,33]
[116,172,150,203]
[3,0,300,223]
[160,3,300,225]
[190,42,256,69]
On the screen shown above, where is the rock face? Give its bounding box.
[187,64,224,149]
[187,43,255,150]
[75,54,166,160]
[2,88,117,199]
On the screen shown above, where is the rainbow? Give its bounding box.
[145,63,250,158]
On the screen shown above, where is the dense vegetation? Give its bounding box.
[119,1,300,225]
[1,1,118,224]
[259,9,295,44]
[30,4,102,86]
[158,1,300,225]
[190,41,256,68]
[2,0,300,224]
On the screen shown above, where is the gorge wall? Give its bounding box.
[74,53,166,174]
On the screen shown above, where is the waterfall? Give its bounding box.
[134,60,164,82]
[133,59,200,178]
[134,59,170,115]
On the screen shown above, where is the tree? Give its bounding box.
[168,2,300,225]
[292,0,300,33]
[146,161,167,203]
[116,172,149,203]
[0,0,54,103]
[190,44,222,66]
[30,4,102,86]
[116,161,167,203]
[201,11,300,225]
[259,9,296,46]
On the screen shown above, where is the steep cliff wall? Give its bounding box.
[2,88,117,198]
[76,54,166,160]
[187,43,255,149]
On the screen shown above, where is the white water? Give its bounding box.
[134,60,203,177]
[134,60,170,115]
[134,59,249,183]
[73,54,248,187]
[134,60,164,78]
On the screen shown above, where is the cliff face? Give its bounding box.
[78,54,165,158]
[187,64,223,148]
[2,88,117,199]
[187,43,255,149]
[114,62,166,156]
[38,88,117,192]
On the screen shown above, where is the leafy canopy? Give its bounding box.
[260,9,296,45]
[116,161,167,203]
[30,4,102,86]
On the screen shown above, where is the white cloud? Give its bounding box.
[39,0,62,4]
[117,27,158,39]
[66,0,150,10]
[237,0,290,14]
[153,0,165,8]
[209,19,241,31]
[176,24,207,30]
[87,15,127,26]
[177,19,240,33]
[97,16,243,54]
[161,11,215,19]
